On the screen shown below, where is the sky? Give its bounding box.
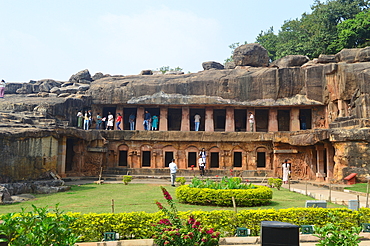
[0,0,315,82]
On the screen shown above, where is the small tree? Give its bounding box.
[123,175,132,185]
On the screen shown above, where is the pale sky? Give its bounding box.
[0,0,314,82]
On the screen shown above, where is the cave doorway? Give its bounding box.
[278,110,290,131]
[255,109,269,132]
[168,108,182,131]
[214,109,226,131]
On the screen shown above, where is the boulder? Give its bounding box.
[38,79,62,92]
[270,55,309,68]
[69,69,92,84]
[50,87,61,94]
[335,48,359,63]
[317,54,336,63]
[16,83,33,94]
[232,43,269,67]
[225,61,236,69]
[37,92,49,97]
[355,46,370,62]
[61,82,74,87]
[140,70,153,75]
[0,186,12,203]
[202,61,224,70]
[78,85,90,92]
[5,83,23,94]
[59,86,79,94]
[58,93,71,98]
[92,72,105,80]
[32,84,40,93]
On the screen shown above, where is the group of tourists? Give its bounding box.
[76,109,256,132]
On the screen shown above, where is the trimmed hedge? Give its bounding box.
[63,208,370,241]
[175,184,272,206]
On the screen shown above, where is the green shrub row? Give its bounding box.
[63,208,370,241]
[175,184,272,206]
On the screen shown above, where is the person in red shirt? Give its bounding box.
[116,113,122,130]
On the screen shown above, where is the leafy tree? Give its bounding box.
[157,66,183,74]
[251,0,370,61]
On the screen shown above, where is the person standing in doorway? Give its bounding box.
[96,113,102,129]
[83,111,89,130]
[151,115,158,131]
[249,112,255,132]
[116,113,122,130]
[199,148,206,165]
[300,114,307,130]
[107,112,114,130]
[169,159,178,187]
[0,80,6,98]
[129,113,136,130]
[198,157,205,176]
[144,110,151,130]
[77,110,83,128]
[282,159,291,184]
[194,113,201,131]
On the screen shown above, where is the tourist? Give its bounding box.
[151,115,158,131]
[300,114,307,130]
[107,112,114,130]
[143,110,151,130]
[116,113,122,130]
[194,113,201,131]
[88,110,92,127]
[83,111,89,130]
[199,148,206,164]
[249,112,254,132]
[129,113,136,130]
[169,159,178,187]
[76,110,83,128]
[96,113,102,129]
[198,157,205,176]
[0,79,6,98]
[282,159,291,184]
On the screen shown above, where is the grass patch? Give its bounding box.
[0,183,344,214]
[344,183,369,193]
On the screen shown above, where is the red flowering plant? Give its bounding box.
[153,186,221,246]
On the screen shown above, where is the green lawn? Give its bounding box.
[344,183,369,193]
[0,183,344,214]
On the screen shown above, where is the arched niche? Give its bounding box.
[163,145,178,168]
[231,146,247,169]
[209,146,221,168]
[185,146,200,168]
[255,146,272,170]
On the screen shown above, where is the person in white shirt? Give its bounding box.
[169,159,178,187]
[249,112,255,132]
[194,113,201,131]
[199,148,206,164]
[198,157,205,176]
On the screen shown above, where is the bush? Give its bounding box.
[0,205,79,245]
[176,177,186,186]
[176,184,272,207]
[123,175,132,185]
[189,176,255,190]
[314,223,362,246]
[268,178,282,190]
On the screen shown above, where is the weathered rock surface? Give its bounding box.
[270,55,309,68]
[0,186,12,203]
[38,79,62,92]
[233,43,269,67]
[225,61,236,69]
[355,46,370,62]
[69,69,92,84]
[317,54,336,63]
[335,48,359,63]
[202,61,224,70]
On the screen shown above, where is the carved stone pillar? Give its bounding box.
[268,108,278,132]
[57,136,67,177]
[325,142,335,181]
[225,107,235,132]
[290,108,300,131]
[136,107,145,130]
[205,107,214,132]
[315,145,326,181]
[159,107,168,131]
[181,107,190,131]
[338,99,346,117]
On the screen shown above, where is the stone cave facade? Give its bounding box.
[1,44,370,183]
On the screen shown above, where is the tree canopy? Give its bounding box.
[235,0,370,62]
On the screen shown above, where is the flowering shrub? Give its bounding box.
[153,187,221,246]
